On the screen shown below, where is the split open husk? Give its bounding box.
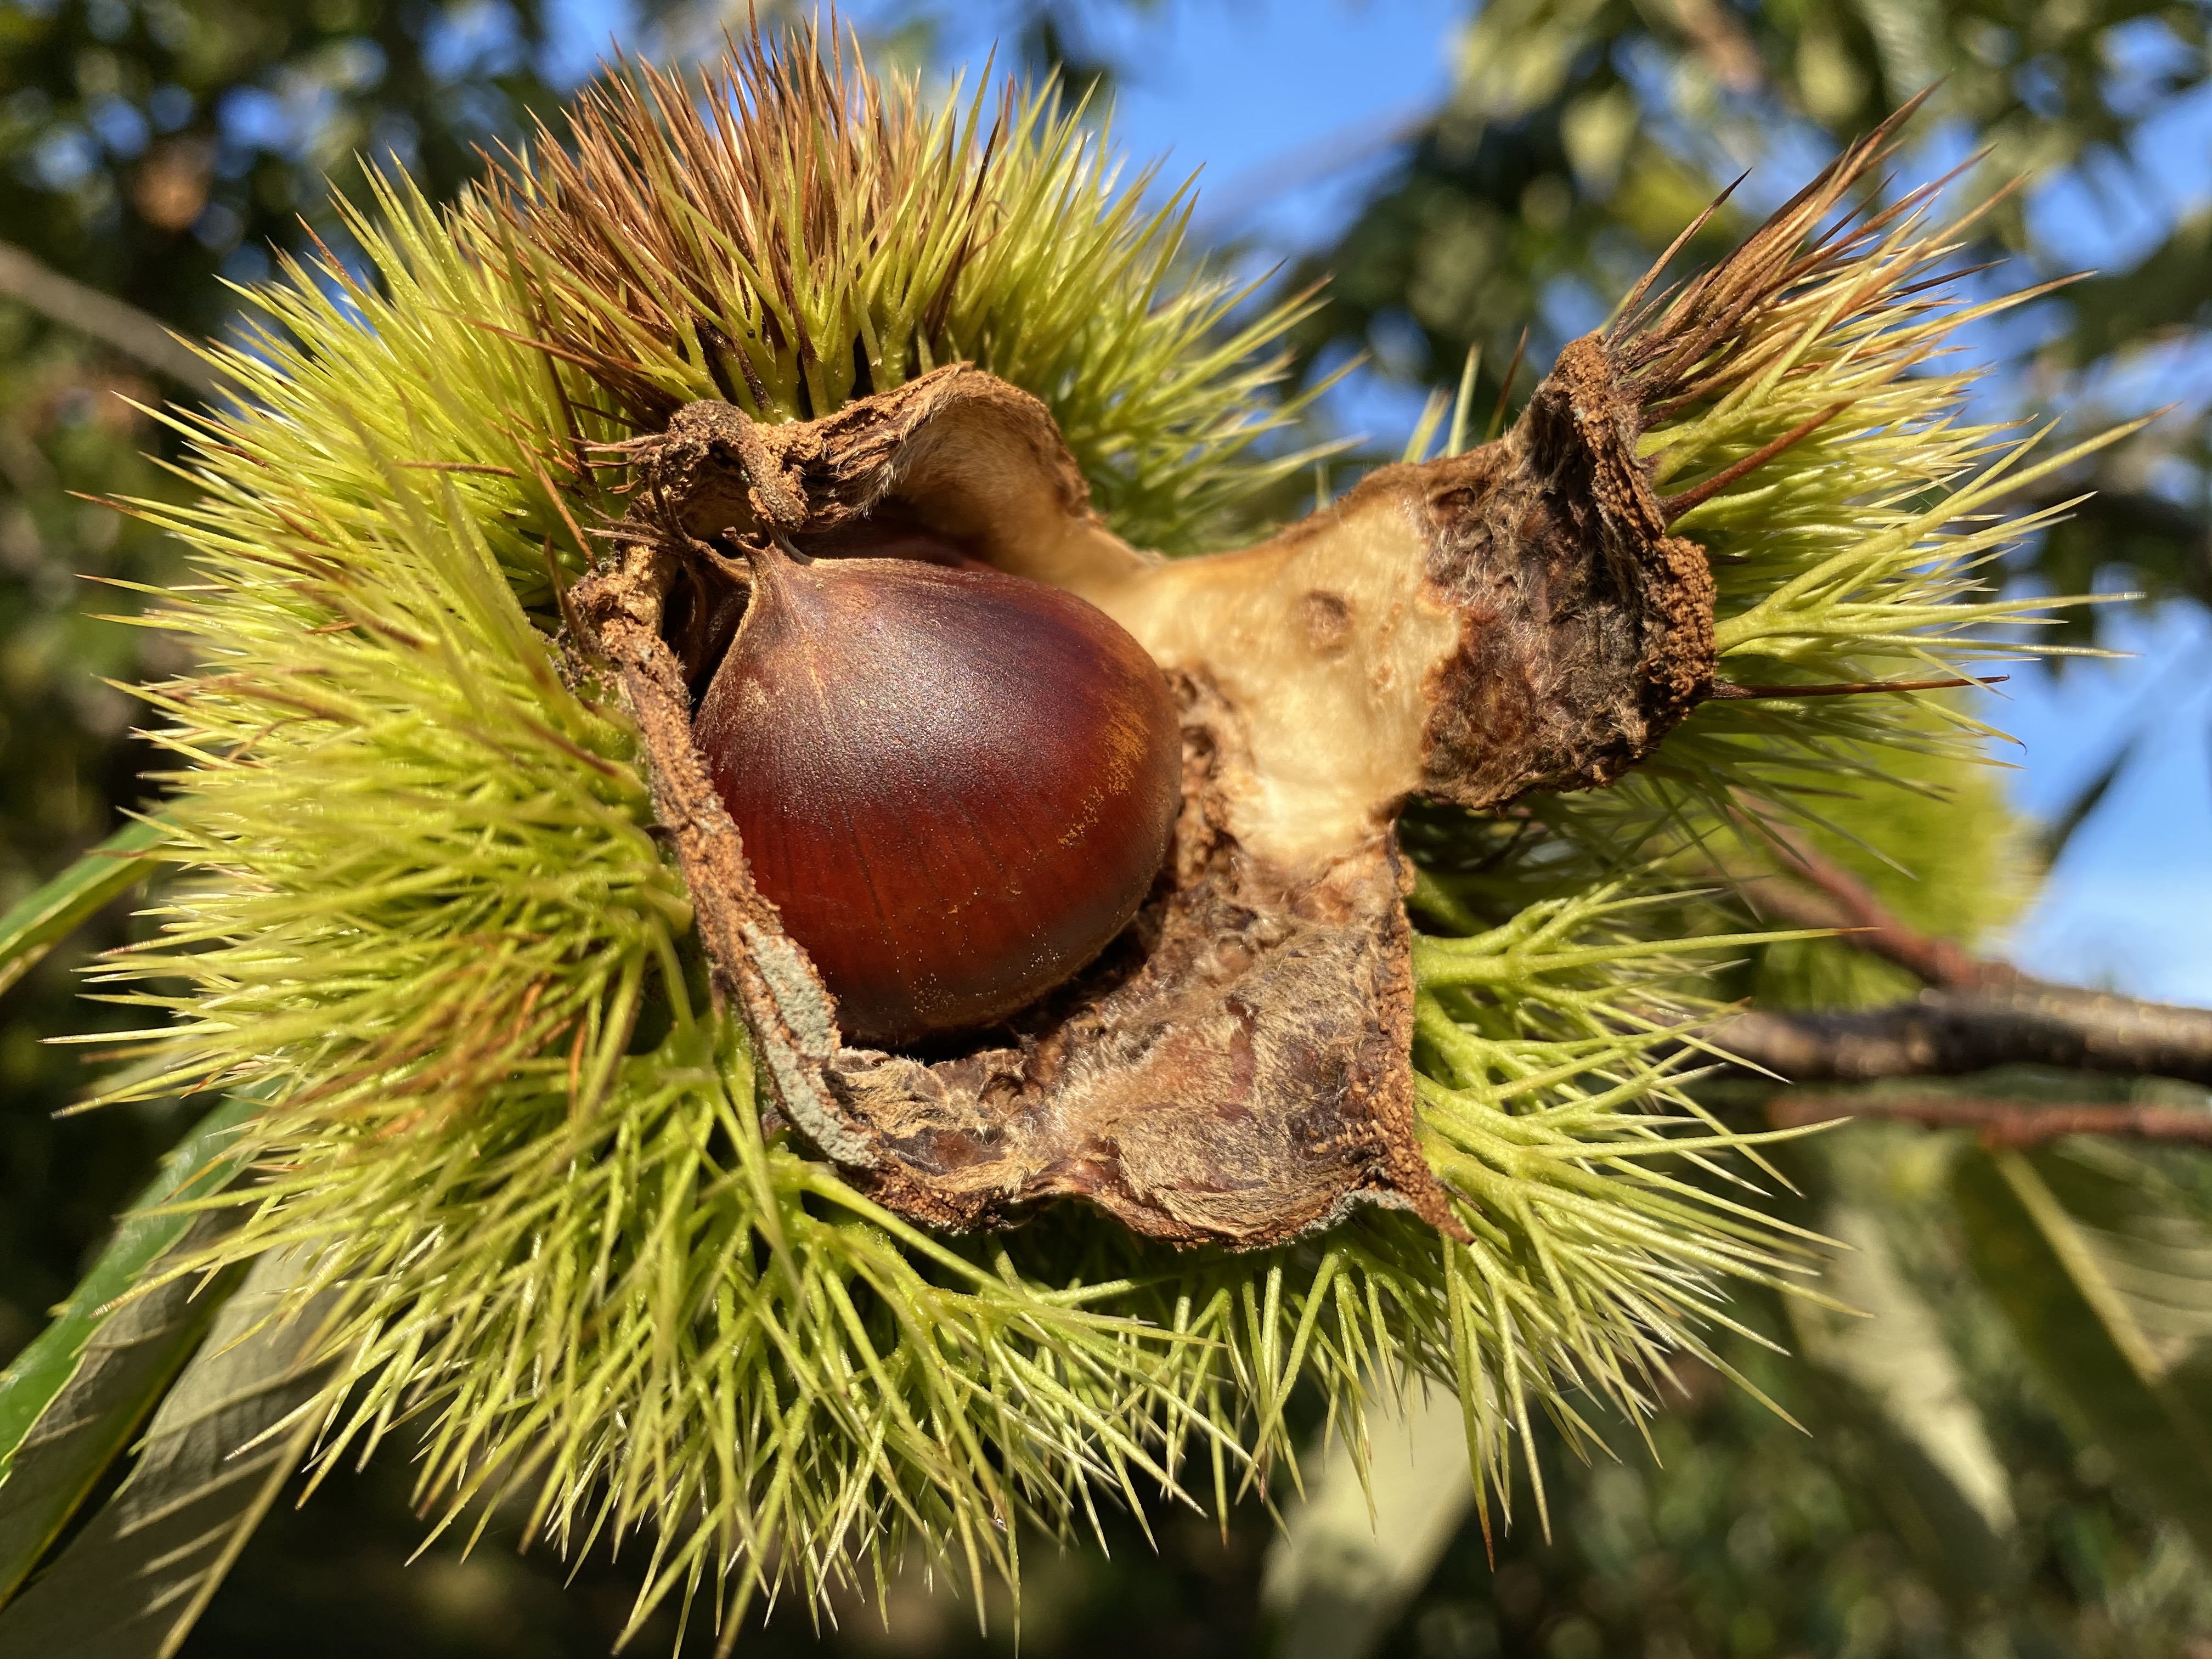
[575,318,1718,1248]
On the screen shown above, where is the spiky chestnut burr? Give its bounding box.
[692,538,1180,1047]
[567,102,2036,1249]
[89,30,2136,1640]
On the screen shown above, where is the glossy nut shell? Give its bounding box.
[694,539,1181,1047]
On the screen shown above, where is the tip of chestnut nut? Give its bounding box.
[694,533,1182,1048]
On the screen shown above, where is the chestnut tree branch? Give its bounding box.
[0,239,222,397]
[1707,829,2212,1086]
[1706,673,2006,702]
[1714,991,2212,1088]
[1770,1092,2212,1147]
[1734,832,2004,989]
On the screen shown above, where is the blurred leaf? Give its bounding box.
[1794,1205,2015,1546]
[1774,1154,2084,1658]
[1261,1389,1475,1659]
[2023,458,2212,633]
[2041,726,2145,865]
[0,1246,329,1656]
[0,1096,256,1604]
[1017,10,1119,104]
[1954,1142,2212,1555]
[0,0,589,339]
[0,816,162,1001]
[2061,206,2212,368]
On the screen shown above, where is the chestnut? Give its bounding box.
[693,533,1182,1048]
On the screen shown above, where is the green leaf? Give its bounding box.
[0,1096,259,1603]
[0,817,165,999]
[1787,1204,2017,1599]
[1954,1144,2212,1555]
[1261,1390,1475,1659]
[0,1247,331,1657]
[2039,725,2142,866]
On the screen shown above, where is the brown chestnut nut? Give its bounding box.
[693,533,1181,1048]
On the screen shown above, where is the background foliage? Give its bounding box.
[1,1,2209,1655]
[0,0,642,1426]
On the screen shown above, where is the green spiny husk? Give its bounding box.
[84,30,2118,1644]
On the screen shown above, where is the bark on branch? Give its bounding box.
[1729,840,2007,991]
[0,239,221,397]
[1708,834,2212,1087]
[1770,1092,2212,1147]
[1716,990,2212,1088]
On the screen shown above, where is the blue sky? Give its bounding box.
[1984,606,2212,1003]
[551,0,2212,1005]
